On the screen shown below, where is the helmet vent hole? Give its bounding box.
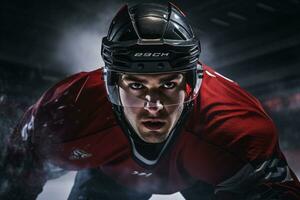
[173,27,186,40]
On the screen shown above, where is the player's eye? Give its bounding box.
[128,82,145,90]
[162,82,176,89]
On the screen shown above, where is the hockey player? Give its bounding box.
[1,2,300,200]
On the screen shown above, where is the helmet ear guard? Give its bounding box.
[194,62,203,96]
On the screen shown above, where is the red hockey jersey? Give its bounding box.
[6,64,300,199]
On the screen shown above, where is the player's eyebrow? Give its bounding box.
[159,74,182,82]
[122,75,147,83]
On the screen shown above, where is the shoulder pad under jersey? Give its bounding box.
[185,64,278,163]
[31,68,117,147]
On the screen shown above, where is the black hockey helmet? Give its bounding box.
[101,2,203,107]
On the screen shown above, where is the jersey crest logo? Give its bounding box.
[69,148,92,160]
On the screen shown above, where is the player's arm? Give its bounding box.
[0,72,82,199]
[0,105,48,200]
[213,119,300,200]
[215,156,300,199]
[202,68,300,199]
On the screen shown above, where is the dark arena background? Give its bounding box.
[0,0,300,199]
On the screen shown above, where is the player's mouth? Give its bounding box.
[142,120,166,131]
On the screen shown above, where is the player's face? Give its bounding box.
[118,73,186,143]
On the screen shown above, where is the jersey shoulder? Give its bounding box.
[186,64,278,162]
[31,68,117,144]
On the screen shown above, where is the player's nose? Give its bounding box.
[143,94,163,114]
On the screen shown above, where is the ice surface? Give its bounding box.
[37,170,300,200]
[37,172,76,200]
[37,172,185,200]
